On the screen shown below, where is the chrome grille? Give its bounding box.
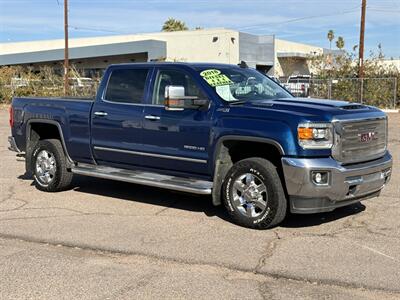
[333,117,387,164]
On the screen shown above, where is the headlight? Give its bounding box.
[298,122,333,149]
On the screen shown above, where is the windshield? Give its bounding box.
[197,67,292,102]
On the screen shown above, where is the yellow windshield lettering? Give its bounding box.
[200,69,233,87]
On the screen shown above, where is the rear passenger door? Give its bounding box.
[91,67,151,168]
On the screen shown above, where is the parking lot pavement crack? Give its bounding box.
[327,209,400,239]
[0,185,30,211]
[103,271,157,299]
[154,199,179,216]
[254,231,282,274]
[0,198,29,212]
[351,242,400,263]
[258,270,400,294]
[0,214,84,222]
[0,186,16,203]
[0,205,87,215]
[20,206,88,214]
[0,233,400,294]
[257,281,275,300]
[0,210,218,222]
[290,233,400,264]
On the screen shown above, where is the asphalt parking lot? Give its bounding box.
[0,108,399,299]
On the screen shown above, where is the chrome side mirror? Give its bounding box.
[164,85,209,111]
[165,85,185,100]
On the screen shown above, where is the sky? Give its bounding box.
[0,0,399,58]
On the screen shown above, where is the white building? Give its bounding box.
[0,28,327,78]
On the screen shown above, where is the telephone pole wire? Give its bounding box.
[64,0,69,95]
[358,0,366,79]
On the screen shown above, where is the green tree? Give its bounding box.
[161,18,189,32]
[336,36,345,50]
[327,30,335,50]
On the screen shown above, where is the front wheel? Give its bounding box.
[222,158,287,229]
[32,139,73,192]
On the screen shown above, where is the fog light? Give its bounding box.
[315,172,322,183]
[311,171,329,185]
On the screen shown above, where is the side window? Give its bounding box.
[152,69,206,105]
[105,68,149,104]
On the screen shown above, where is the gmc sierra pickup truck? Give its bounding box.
[8,62,392,229]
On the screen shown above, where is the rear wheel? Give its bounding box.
[222,157,287,229]
[32,139,73,192]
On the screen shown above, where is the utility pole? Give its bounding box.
[64,0,69,95]
[358,0,366,102]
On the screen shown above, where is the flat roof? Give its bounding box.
[0,40,166,65]
[277,52,310,58]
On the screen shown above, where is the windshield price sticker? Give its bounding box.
[200,69,233,87]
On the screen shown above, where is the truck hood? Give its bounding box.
[232,97,384,122]
[266,97,356,108]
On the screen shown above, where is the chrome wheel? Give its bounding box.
[35,150,57,185]
[232,173,268,218]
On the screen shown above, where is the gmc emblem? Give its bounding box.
[359,132,377,143]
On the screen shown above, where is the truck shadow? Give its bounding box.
[280,202,365,228]
[70,175,229,220]
[69,175,366,228]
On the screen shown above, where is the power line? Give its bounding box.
[368,8,400,13]
[68,25,122,34]
[236,6,361,30]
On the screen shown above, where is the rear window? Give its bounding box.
[104,69,149,104]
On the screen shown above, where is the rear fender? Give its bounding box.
[25,119,73,173]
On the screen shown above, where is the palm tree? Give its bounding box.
[336,36,345,50]
[327,30,335,50]
[162,18,189,32]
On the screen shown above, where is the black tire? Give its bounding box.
[31,139,73,192]
[222,157,287,229]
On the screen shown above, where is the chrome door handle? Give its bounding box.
[94,111,108,116]
[145,115,161,120]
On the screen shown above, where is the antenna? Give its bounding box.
[238,61,248,68]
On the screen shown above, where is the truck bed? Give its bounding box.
[11,96,95,163]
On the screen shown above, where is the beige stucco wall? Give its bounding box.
[0,28,240,64]
[274,39,323,77]
[161,30,239,63]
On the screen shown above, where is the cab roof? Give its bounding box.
[107,62,243,71]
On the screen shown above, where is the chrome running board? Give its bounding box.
[71,163,213,195]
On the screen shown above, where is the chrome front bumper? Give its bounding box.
[281,152,392,213]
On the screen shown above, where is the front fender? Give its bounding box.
[211,117,297,162]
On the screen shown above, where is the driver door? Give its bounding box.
[141,68,213,175]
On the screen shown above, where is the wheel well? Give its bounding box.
[29,123,61,143]
[223,140,282,168]
[25,122,70,173]
[212,139,286,206]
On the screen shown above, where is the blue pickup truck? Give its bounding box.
[8,62,392,229]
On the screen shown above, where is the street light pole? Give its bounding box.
[64,0,69,95]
